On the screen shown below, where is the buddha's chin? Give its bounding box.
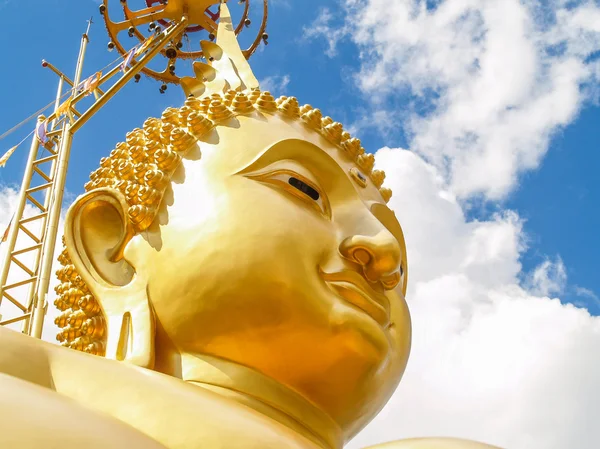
[329,300,393,366]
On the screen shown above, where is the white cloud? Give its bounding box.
[575,286,599,303]
[260,74,291,96]
[306,0,600,199]
[525,257,567,297]
[342,148,600,449]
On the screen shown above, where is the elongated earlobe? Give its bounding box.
[64,188,155,368]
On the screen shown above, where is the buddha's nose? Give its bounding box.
[339,230,402,290]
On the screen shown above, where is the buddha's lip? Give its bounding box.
[320,269,390,327]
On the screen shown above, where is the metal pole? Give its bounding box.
[30,124,72,339]
[50,76,64,130]
[29,25,91,339]
[72,34,89,95]
[0,117,43,301]
[23,76,65,333]
[72,17,189,133]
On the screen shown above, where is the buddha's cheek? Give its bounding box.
[145,178,340,353]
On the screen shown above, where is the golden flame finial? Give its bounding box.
[181,2,260,98]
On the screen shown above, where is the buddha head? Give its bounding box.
[52,5,411,443]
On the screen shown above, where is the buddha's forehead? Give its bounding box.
[198,114,385,204]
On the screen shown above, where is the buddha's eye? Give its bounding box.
[289,177,320,201]
[246,169,330,218]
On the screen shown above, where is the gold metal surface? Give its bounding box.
[0,2,501,448]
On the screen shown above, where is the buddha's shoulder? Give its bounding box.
[0,326,59,387]
[0,328,320,449]
[363,438,501,449]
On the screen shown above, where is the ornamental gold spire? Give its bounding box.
[181,3,260,97]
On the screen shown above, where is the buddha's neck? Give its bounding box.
[176,352,342,449]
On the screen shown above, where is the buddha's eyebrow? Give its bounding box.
[238,139,349,183]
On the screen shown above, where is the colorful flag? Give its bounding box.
[35,120,48,145]
[0,144,18,168]
[55,97,73,118]
[83,71,102,95]
[1,217,12,243]
[121,46,138,72]
[135,34,156,56]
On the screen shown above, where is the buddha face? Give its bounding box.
[69,112,411,439]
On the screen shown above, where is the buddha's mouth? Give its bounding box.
[320,269,390,327]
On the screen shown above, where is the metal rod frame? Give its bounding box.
[0,17,189,337]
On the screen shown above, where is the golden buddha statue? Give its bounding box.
[0,3,500,448]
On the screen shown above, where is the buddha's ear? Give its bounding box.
[64,188,155,368]
[65,188,134,288]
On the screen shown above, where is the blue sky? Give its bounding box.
[1,1,600,448]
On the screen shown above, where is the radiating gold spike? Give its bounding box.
[200,40,239,91]
[181,76,206,98]
[215,3,260,89]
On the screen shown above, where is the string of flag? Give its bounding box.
[0,130,34,168]
[1,216,13,244]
